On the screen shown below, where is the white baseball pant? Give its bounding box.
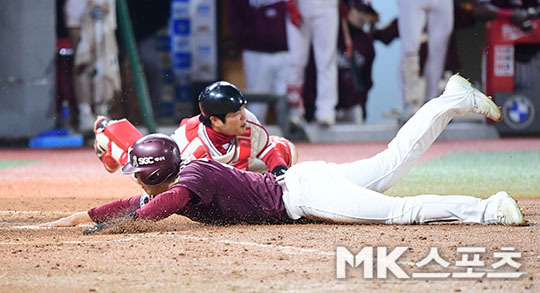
[243,50,289,120]
[282,81,499,224]
[286,0,339,123]
[398,0,454,104]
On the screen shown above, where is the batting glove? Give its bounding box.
[83,212,137,235]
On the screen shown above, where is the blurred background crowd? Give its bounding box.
[1,0,540,142]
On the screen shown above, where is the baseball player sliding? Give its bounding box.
[42,74,524,232]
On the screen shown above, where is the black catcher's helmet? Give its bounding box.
[198,81,247,122]
[121,134,181,186]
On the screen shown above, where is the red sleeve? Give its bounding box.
[260,145,288,171]
[227,0,250,46]
[88,195,141,224]
[135,186,193,221]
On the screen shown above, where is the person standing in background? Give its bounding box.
[226,0,290,124]
[377,1,477,120]
[125,0,170,118]
[56,0,78,130]
[64,0,121,133]
[63,0,89,131]
[474,0,540,33]
[285,0,340,127]
[396,0,454,121]
[336,0,378,124]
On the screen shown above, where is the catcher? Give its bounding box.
[94,81,297,176]
[41,74,524,231]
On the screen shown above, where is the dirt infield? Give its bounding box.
[1,138,539,292]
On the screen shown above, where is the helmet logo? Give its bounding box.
[124,134,181,186]
[137,156,166,166]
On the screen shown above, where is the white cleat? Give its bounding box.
[445,74,503,121]
[493,192,525,225]
[316,117,335,128]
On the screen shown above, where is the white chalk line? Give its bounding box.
[0,210,78,230]
[0,231,334,256]
[0,224,93,230]
[0,210,67,214]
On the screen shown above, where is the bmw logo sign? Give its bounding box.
[502,95,535,129]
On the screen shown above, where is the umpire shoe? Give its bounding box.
[493,192,525,225]
[446,74,503,121]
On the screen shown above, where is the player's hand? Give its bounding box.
[40,217,75,228]
[286,0,303,28]
[39,211,91,228]
[511,9,534,32]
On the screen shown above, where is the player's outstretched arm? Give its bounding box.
[39,211,93,228]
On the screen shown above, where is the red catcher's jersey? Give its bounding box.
[170,113,277,172]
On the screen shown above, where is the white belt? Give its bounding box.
[277,175,302,220]
[276,174,287,188]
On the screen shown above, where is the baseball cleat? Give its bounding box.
[317,118,335,128]
[494,192,525,225]
[446,74,503,121]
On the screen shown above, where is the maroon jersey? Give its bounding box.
[88,195,141,224]
[88,160,290,225]
[172,160,289,224]
[226,0,288,53]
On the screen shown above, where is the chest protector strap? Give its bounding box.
[180,116,202,142]
[182,137,210,161]
[233,127,252,170]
